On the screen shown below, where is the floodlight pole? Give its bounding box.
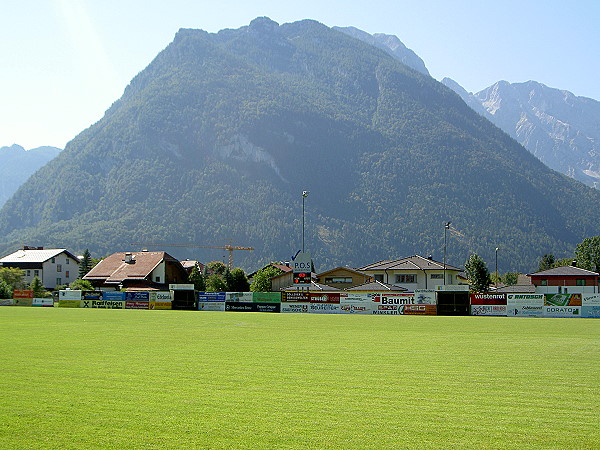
[302,190,309,253]
[444,222,451,285]
[495,247,499,288]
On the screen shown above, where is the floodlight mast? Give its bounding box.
[302,190,309,253]
[444,222,451,285]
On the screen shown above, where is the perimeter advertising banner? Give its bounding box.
[309,303,341,314]
[225,302,280,313]
[506,294,544,317]
[32,298,54,307]
[149,291,172,310]
[372,304,404,315]
[543,306,581,317]
[199,302,226,311]
[281,302,310,313]
[125,300,149,309]
[470,305,507,316]
[544,293,582,307]
[0,299,14,306]
[582,294,600,318]
[125,292,150,301]
[413,290,436,305]
[339,293,376,314]
[103,292,126,301]
[310,293,341,304]
[82,291,102,300]
[81,299,125,309]
[13,289,33,299]
[402,305,437,315]
[13,298,33,306]
[198,292,226,302]
[59,290,82,300]
[253,292,281,303]
[282,292,310,303]
[58,299,82,308]
[227,292,253,303]
[470,293,507,305]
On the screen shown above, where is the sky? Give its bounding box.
[2,0,599,150]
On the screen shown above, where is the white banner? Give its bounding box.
[414,290,436,305]
[149,291,172,302]
[583,294,600,306]
[198,302,226,312]
[59,290,82,300]
[506,294,544,305]
[309,303,341,314]
[281,302,310,313]
[543,306,582,318]
[226,292,253,302]
[582,306,600,318]
[471,305,507,316]
[506,304,543,317]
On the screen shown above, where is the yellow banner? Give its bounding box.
[59,299,82,308]
[149,301,172,310]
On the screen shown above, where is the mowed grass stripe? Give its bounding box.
[1,308,598,448]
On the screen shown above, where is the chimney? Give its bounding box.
[572,260,577,267]
[124,252,135,264]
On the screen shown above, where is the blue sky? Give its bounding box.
[2,0,599,149]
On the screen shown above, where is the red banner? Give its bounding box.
[13,289,34,299]
[470,293,506,305]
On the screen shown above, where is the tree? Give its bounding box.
[502,272,520,286]
[189,264,205,291]
[250,265,283,292]
[229,268,250,291]
[538,254,555,272]
[30,276,49,298]
[70,279,94,291]
[205,274,227,292]
[464,254,491,293]
[78,249,94,278]
[205,261,227,277]
[0,279,11,299]
[0,267,25,290]
[575,236,600,272]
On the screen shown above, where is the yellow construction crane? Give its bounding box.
[130,242,254,269]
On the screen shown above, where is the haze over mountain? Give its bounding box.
[443,78,600,189]
[0,144,62,208]
[0,18,598,272]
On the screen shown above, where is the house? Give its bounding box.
[180,260,204,275]
[0,246,80,289]
[346,280,407,292]
[316,266,372,289]
[491,274,535,293]
[358,255,463,291]
[248,263,295,291]
[528,265,599,294]
[83,251,188,290]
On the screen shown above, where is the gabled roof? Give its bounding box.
[359,255,461,272]
[0,248,78,264]
[84,251,180,283]
[281,281,342,291]
[528,266,599,277]
[317,266,368,278]
[346,280,408,292]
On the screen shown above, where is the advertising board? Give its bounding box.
[402,305,437,315]
[309,303,341,314]
[310,293,340,304]
[292,251,312,286]
[125,300,149,309]
[413,290,436,305]
[253,292,281,303]
[13,289,34,299]
[0,299,14,306]
[59,290,82,300]
[544,293,582,307]
[470,305,507,316]
[372,304,403,315]
[149,291,172,302]
[470,293,507,305]
[339,303,375,314]
[543,306,581,318]
[281,302,310,313]
[13,298,33,306]
[103,292,126,301]
[199,302,226,312]
[226,292,253,303]
[58,299,82,308]
[582,306,600,318]
[150,301,172,310]
[282,292,310,303]
[32,298,54,307]
[81,300,125,309]
[225,302,280,313]
[169,284,195,290]
[583,294,600,306]
[506,294,544,317]
[125,292,150,301]
[371,293,414,305]
[198,292,226,302]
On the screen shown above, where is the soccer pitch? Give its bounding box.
[1,308,598,448]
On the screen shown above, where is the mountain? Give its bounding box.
[0,17,598,273]
[443,78,600,189]
[0,144,61,208]
[333,26,429,76]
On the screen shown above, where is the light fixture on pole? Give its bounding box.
[495,247,499,288]
[444,222,451,285]
[302,190,309,253]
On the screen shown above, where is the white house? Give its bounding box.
[0,246,80,289]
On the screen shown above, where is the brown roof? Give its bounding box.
[346,280,408,292]
[359,255,462,272]
[84,251,180,283]
[317,266,368,278]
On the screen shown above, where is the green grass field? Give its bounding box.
[1,308,599,449]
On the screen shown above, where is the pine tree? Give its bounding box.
[189,264,206,291]
[78,249,93,278]
[30,276,47,298]
[465,254,492,293]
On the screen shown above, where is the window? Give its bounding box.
[27,270,31,276]
[324,277,353,284]
[431,274,444,279]
[57,264,62,273]
[540,279,548,286]
[51,257,55,263]
[396,274,416,283]
[56,278,62,286]
[34,270,39,277]
[65,271,70,278]
[66,258,69,265]
[576,279,586,286]
[374,274,384,282]
[155,276,161,282]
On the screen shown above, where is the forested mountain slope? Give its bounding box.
[0,18,598,272]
